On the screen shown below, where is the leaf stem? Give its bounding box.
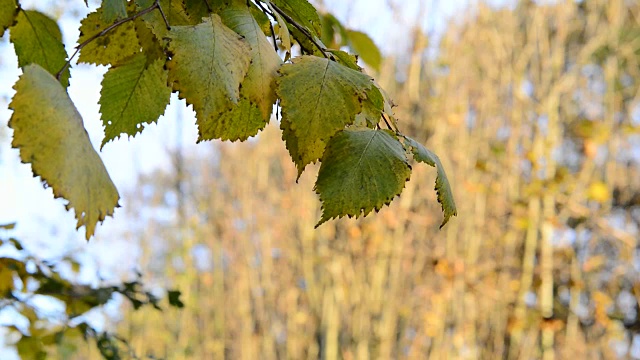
[55,0,170,80]
[381,113,398,133]
[267,2,329,58]
[254,0,279,52]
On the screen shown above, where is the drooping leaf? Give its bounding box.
[269,2,291,57]
[136,0,191,40]
[355,84,384,127]
[184,0,213,21]
[314,129,411,227]
[133,16,165,62]
[326,49,360,70]
[271,0,321,38]
[99,54,171,148]
[167,14,251,142]
[201,98,267,141]
[102,0,127,23]
[320,13,347,49]
[346,30,382,71]
[249,3,272,36]
[221,2,282,120]
[77,6,140,65]
[0,0,17,37]
[403,136,457,227]
[9,10,70,87]
[8,65,120,240]
[277,55,374,176]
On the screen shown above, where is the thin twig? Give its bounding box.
[56,0,170,80]
[381,113,398,133]
[254,1,279,52]
[268,2,329,58]
[203,0,212,12]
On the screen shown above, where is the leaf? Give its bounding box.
[269,2,291,57]
[221,2,282,121]
[77,6,140,66]
[102,0,127,23]
[355,84,384,127]
[277,55,374,176]
[99,53,171,148]
[167,14,251,142]
[136,0,191,40]
[0,0,17,37]
[346,30,382,71]
[314,129,411,227]
[271,0,321,38]
[167,290,185,308]
[201,98,266,141]
[8,65,120,240]
[403,136,457,227]
[9,10,70,87]
[184,0,213,21]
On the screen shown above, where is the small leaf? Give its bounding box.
[277,55,374,176]
[403,136,457,227]
[314,129,411,227]
[0,0,18,37]
[346,30,382,71]
[0,222,15,229]
[167,290,185,308]
[99,53,171,148]
[136,0,191,40]
[102,0,127,23]
[78,6,140,65]
[9,65,120,240]
[269,2,291,57]
[9,10,70,87]
[271,0,321,38]
[201,98,266,141]
[167,14,251,142]
[221,2,282,121]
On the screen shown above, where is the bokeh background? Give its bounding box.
[2,0,640,359]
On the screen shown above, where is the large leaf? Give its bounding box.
[8,65,120,240]
[99,53,171,148]
[0,0,17,37]
[167,14,251,141]
[271,0,321,38]
[346,30,382,71]
[314,128,411,227]
[77,6,140,66]
[221,2,282,120]
[277,55,374,176]
[403,136,457,227]
[9,10,70,87]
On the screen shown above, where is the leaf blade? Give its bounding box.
[8,65,120,240]
[314,128,411,227]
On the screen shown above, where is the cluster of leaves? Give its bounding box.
[0,223,184,359]
[1,0,456,240]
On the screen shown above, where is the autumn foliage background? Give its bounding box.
[3,0,640,359]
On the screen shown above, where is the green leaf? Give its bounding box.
[167,290,184,308]
[201,98,266,141]
[136,0,192,40]
[269,2,291,57]
[184,0,212,21]
[77,6,140,66]
[102,0,127,23]
[9,10,70,87]
[403,136,457,228]
[221,2,282,121]
[8,65,120,240]
[314,129,411,227]
[271,0,321,38]
[99,54,171,148]
[277,55,374,176]
[0,0,17,37]
[346,30,382,71]
[355,84,384,127]
[167,14,251,142]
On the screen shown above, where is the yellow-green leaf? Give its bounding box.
[8,65,120,240]
[346,30,382,71]
[201,98,266,141]
[99,54,171,148]
[136,0,192,40]
[221,2,282,121]
[314,129,411,227]
[9,10,70,87]
[102,0,127,23]
[77,6,140,65]
[167,14,251,142]
[271,0,321,38]
[277,55,374,176]
[403,136,457,228]
[0,0,18,37]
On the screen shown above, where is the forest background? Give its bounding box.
[1,0,640,359]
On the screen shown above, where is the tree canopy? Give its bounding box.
[1,0,456,240]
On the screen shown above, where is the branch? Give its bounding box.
[267,2,329,58]
[56,0,170,80]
